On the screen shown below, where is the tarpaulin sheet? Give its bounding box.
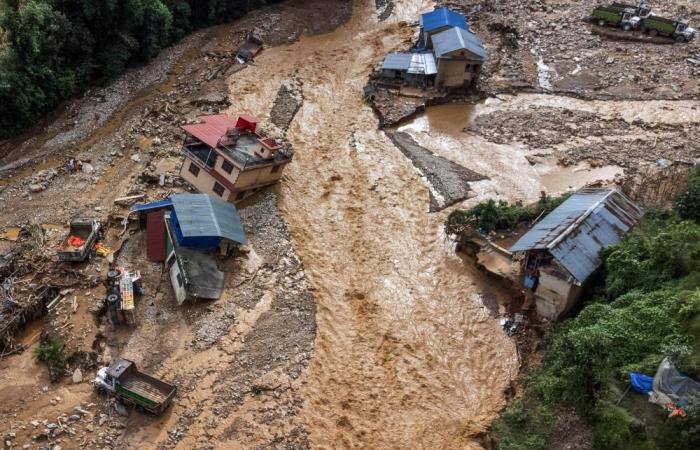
[651,358,700,407]
[630,372,654,394]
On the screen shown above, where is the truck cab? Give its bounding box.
[93,366,116,394]
[675,21,696,41]
[620,11,641,31]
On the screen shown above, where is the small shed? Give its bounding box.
[510,188,643,319]
[419,7,469,48]
[169,193,247,250]
[381,52,437,87]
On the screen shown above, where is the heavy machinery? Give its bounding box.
[93,358,176,415]
[642,16,696,42]
[591,5,642,31]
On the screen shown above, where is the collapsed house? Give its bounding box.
[380,7,487,90]
[510,188,643,320]
[132,194,247,305]
[179,114,292,202]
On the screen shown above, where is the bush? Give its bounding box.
[675,166,700,223]
[446,193,570,235]
[33,338,66,372]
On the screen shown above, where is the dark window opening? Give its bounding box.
[176,272,183,287]
[213,182,225,197]
[221,159,234,174]
[188,162,200,177]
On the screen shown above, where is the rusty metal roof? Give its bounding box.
[510,188,643,283]
[181,115,238,149]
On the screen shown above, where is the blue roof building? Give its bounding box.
[169,193,247,249]
[420,7,468,33]
[419,7,468,48]
[510,188,643,319]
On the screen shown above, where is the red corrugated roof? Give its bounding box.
[181,114,260,149]
[146,210,166,262]
[181,115,238,149]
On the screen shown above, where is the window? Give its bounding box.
[176,272,183,287]
[213,182,225,197]
[465,64,470,73]
[188,162,200,177]
[221,159,234,174]
[271,164,281,174]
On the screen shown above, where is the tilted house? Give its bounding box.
[180,114,292,202]
[431,26,488,89]
[132,194,247,305]
[419,7,469,48]
[510,188,643,320]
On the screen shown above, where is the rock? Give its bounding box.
[153,137,162,146]
[72,368,83,384]
[30,421,39,427]
[69,414,81,421]
[86,424,95,432]
[131,154,141,162]
[29,184,45,193]
[82,163,95,173]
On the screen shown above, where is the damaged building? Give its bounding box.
[132,194,247,305]
[179,114,292,202]
[379,7,487,90]
[510,188,643,320]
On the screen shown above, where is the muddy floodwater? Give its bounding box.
[229,1,518,448]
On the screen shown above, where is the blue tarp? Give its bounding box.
[630,372,654,394]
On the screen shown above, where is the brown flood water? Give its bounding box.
[228,1,517,448]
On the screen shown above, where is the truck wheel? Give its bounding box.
[649,29,658,37]
[598,20,606,27]
[675,35,686,43]
[622,23,632,32]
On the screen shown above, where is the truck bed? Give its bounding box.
[121,374,171,403]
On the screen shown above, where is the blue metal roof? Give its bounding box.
[420,7,468,33]
[432,27,488,60]
[510,188,643,283]
[170,194,247,245]
[131,198,173,213]
[382,52,437,75]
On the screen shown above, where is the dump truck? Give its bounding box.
[642,16,695,41]
[93,358,176,415]
[57,218,101,262]
[591,6,642,31]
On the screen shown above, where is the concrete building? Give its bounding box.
[510,188,643,320]
[179,114,292,202]
[418,7,469,48]
[432,26,488,89]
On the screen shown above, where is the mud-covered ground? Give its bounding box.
[443,0,700,99]
[1,0,700,449]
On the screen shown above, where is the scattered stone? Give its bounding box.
[72,368,83,384]
[130,154,141,162]
[28,184,45,193]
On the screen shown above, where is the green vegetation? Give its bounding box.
[0,0,282,137]
[33,338,66,372]
[493,177,700,449]
[445,193,570,235]
[675,166,700,223]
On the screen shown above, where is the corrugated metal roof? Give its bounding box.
[170,194,247,245]
[131,198,173,213]
[420,7,468,32]
[181,115,238,149]
[510,188,643,283]
[382,52,437,75]
[432,27,488,61]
